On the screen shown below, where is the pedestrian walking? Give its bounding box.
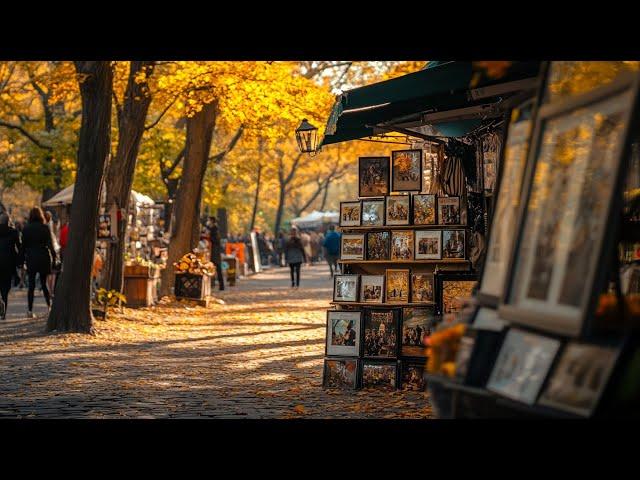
[323,224,341,276]
[20,206,57,318]
[276,232,286,267]
[284,228,307,289]
[0,213,22,320]
[300,229,312,266]
[44,210,60,298]
[205,216,225,291]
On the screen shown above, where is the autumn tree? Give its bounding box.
[47,61,113,333]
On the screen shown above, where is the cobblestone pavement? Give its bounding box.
[0,264,433,419]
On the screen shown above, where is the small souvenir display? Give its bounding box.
[438,196,461,225]
[411,273,434,303]
[366,231,390,260]
[415,230,442,260]
[326,311,362,357]
[400,361,427,391]
[391,230,414,261]
[386,269,410,303]
[391,149,422,192]
[360,275,385,304]
[340,234,365,260]
[436,272,477,315]
[361,198,385,226]
[538,342,621,416]
[487,328,561,405]
[363,308,399,358]
[333,274,359,302]
[401,306,435,357]
[340,201,361,227]
[442,230,465,259]
[173,252,215,276]
[361,361,398,391]
[323,358,359,389]
[359,156,390,197]
[412,194,437,225]
[385,195,410,226]
[97,213,114,240]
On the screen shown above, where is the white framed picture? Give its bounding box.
[333,274,359,302]
[326,310,362,357]
[340,234,365,260]
[340,201,362,227]
[486,328,561,405]
[415,230,442,260]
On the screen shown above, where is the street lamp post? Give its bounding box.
[295,118,319,155]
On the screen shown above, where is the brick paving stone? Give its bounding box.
[0,264,433,419]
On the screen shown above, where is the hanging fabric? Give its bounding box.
[430,143,445,195]
[441,140,467,196]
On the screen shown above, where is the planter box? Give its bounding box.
[175,273,211,300]
[124,264,160,278]
[124,275,159,308]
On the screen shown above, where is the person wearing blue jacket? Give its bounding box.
[322,225,341,276]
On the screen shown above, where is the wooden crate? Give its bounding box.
[175,273,211,300]
[124,276,158,307]
[124,264,160,278]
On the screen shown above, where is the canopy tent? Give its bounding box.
[291,210,339,229]
[42,184,156,207]
[320,61,541,147]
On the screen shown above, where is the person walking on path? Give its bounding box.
[276,232,286,267]
[205,216,225,291]
[323,225,341,276]
[284,228,307,289]
[0,213,22,320]
[20,207,57,318]
[43,210,60,299]
[300,230,312,266]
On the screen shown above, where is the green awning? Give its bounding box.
[320,61,540,146]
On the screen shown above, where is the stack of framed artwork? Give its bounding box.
[323,149,477,391]
[426,62,640,419]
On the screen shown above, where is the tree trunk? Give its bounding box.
[319,182,330,211]
[47,61,113,333]
[274,182,287,236]
[161,101,217,297]
[104,61,155,293]
[249,163,262,231]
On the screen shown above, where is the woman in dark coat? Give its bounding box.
[284,228,307,289]
[0,213,21,319]
[20,207,57,318]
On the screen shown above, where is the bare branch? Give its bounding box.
[0,119,51,150]
[144,96,178,131]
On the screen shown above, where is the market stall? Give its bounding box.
[291,210,339,230]
[311,61,542,393]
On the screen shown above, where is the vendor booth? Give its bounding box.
[314,60,640,417]
[291,210,339,230]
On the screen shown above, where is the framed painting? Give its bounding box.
[401,306,436,358]
[538,341,621,417]
[415,230,441,260]
[359,157,390,198]
[412,193,437,225]
[361,198,385,226]
[326,310,362,357]
[411,273,434,303]
[385,195,410,226]
[366,231,390,261]
[438,196,461,225]
[399,360,427,392]
[333,274,360,302]
[323,358,359,390]
[486,328,561,405]
[499,71,640,337]
[339,201,361,227]
[390,230,414,261]
[360,275,385,304]
[391,149,422,192]
[385,269,410,304]
[340,234,365,260]
[435,272,477,316]
[442,230,465,259]
[362,308,400,359]
[361,360,398,391]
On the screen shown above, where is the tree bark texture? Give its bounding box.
[47,61,113,333]
[104,61,155,293]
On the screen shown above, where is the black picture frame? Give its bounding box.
[339,200,362,227]
[362,307,400,359]
[359,274,386,304]
[385,268,411,304]
[435,271,478,316]
[398,360,427,392]
[498,70,640,338]
[366,231,390,261]
[360,359,399,391]
[437,196,461,225]
[359,156,390,198]
[412,193,437,225]
[323,357,360,390]
[333,274,360,303]
[361,198,385,226]
[340,233,365,260]
[410,273,435,304]
[442,229,465,259]
[390,230,414,261]
[391,149,423,192]
[400,306,436,358]
[385,195,411,226]
[325,310,363,357]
